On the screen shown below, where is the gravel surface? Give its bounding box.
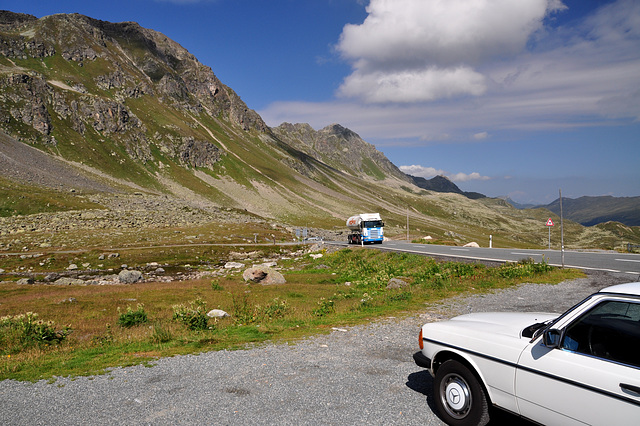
[0,270,631,425]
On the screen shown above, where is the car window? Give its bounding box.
[561,300,640,368]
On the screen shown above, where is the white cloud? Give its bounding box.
[260,0,640,143]
[335,0,566,103]
[399,165,490,182]
[473,132,489,140]
[399,165,445,178]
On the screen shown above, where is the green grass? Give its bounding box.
[0,247,583,381]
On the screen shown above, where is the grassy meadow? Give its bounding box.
[0,247,583,382]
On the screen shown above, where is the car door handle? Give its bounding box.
[620,383,640,396]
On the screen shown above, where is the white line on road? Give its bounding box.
[512,252,542,256]
[450,248,469,251]
[616,259,640,263]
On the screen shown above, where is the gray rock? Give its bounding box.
[386,277,409,289]
[54,277,86,286]
[17,277,35,285]
[224,261,244,269]
[242,266,286,285]
[118,270,143,284]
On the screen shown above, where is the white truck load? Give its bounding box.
[346,213,384,244]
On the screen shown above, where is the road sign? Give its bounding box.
[546,218,554,227]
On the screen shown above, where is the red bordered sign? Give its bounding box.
[546,218,554,227]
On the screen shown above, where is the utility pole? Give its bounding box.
[406,207,409,242]
[560,189,565,268]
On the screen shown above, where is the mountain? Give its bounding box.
[1,11,638,250]
[543,196,640,227]
[409,175,485,200]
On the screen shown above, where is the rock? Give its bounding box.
[44,273,60,282]
[310,253,323,259]
[17,277,35,285]
[67,263,78,270]
[118,270,143,284]
[422,236,433,240]
[463,242,480,248]
[207,309,229,318]
[242,266,286,285]
[224,261,244,269]
[387,278,409,289]
[54,277,85,285]
[61,297,77,303]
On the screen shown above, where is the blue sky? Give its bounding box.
[4,0,639,204]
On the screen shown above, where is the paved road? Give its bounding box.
[328,241,640,278]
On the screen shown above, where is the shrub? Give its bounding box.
[150,322,172,344]
[172,298,209,331]
[261,297,290,320]
[0,312,71,348]
[312,298,335,317]
[117,304,148,328]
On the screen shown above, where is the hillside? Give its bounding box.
[542,196,640,227]
[1,10,638,251]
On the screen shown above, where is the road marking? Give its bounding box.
[512,252,542,256]
[450,248,469,251]
[616,259,640,263]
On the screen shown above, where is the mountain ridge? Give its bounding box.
[1,10,638,250]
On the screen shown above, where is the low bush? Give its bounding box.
[117,304,148,328]
[172,298,209,331]
[0,312,71,351]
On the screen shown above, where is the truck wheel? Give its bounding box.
[433,360,490,426]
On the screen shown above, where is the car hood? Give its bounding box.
[422,312,558,363]
[447,312,558,338]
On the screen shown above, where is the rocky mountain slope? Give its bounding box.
[543,196,640,227]
[0,10,638,250]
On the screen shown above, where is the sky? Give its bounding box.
[3,0,639,205]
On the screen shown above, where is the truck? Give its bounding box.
[346,213,384,244]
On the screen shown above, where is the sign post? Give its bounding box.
[545,218,554,249]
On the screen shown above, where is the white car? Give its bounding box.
[414,282,640,425]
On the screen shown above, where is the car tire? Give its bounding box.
[434,359,490,426]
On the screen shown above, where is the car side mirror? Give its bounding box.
[543,329,562,348]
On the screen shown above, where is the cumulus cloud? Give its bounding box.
[399,165,490,182]
[336,0,566,103]
[259,0,640,142]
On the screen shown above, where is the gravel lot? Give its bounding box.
[0,270,632,425]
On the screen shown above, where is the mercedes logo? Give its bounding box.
[449,388,461,404]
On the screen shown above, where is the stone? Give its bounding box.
[207,309,229,318]
[463,242,480,248]
[386,277,409,289]
[67,263,78,270]
[17,277,35,285]
[242,266,286,285]
[118,270,143,284]
[224,261,244,269]
[54,277,86,285]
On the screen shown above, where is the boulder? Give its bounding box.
[54,277,85,285]
[17,277,35,285]
[387,277,409,289]
[224,261,244,269]
[463,242,480,248]
[118,270,143,284]
[242,266,286,285]
[207,309,230,318]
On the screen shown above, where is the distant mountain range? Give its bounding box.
[506,196,640,227]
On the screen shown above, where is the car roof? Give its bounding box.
[599,282,640,297]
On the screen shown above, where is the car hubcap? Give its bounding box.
[441,374,471,419]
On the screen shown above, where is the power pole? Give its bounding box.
[560,189,565,268]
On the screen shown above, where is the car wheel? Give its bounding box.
[434,359,490,426]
